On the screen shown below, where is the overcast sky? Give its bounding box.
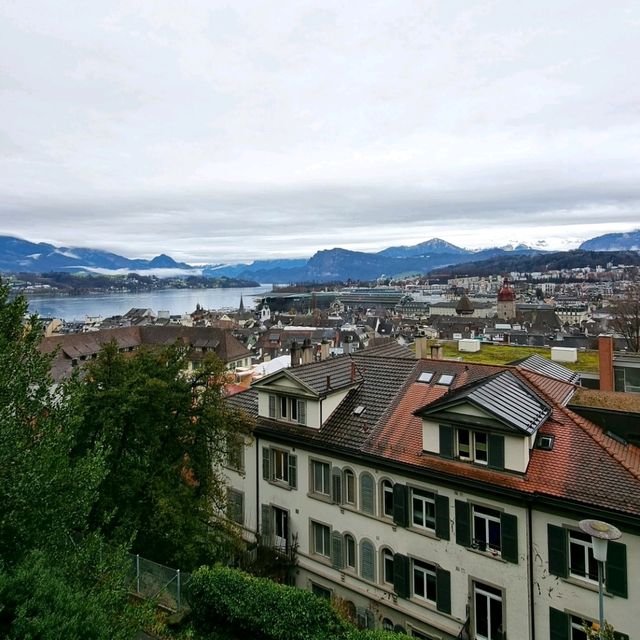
[1,1,639,263]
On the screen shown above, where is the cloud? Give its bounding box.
[0,1,639,262]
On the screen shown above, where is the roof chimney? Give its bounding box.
[319,339,330,361]
[326,375,331,390]
[351,361,357,382]
[598,335,614,391]
[290,341,301,367]
[430,343,444,360]
[302,337,314,365]
[415,337,427,359]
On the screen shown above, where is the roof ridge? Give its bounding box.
[515,362,579,387]
[556,402,640,481]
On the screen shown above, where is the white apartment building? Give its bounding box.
[225,344,637,640]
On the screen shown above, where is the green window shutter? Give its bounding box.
[331,467,342,504]
[455,500,471,547]
[260,504,272,544]
[262,447,270,481]
[360,473,375,515]
[288,454,297,489]
[435,494,450,540]
[331,531,344,570]
[393,554,411,599]
[439,424,454,458]
[488,434,505,470]
[436,567,451,614]
[360,541,376,582]
[500,513,518,564]
[549,607,569,640]
[392,483,409,527]
[297,399,306,425]
[268,395,276,418]
[606,541,627,598]
[547,524,568,578]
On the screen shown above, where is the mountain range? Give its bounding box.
[1,230,638,283]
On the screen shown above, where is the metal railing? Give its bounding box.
[130,553,191,612]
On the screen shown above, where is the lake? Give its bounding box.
[25,285,273,321]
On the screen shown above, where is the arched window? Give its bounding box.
[343,469,356,506]
[344,534,357,570]
[382,619,394,632]
[381,547,394,585]
[381,479,394,518]
[360,472,375,515]
[360,539,376,582]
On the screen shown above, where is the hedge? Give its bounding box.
[188,566,411,640]
[188,566,349,640]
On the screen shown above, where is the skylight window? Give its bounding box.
[417,372,434,383]
[436,374,455,386]
[353,405,366,416]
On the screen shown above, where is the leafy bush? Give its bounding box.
[188,566,349,640]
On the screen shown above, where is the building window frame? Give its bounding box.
[272,448,290,484]
[311,520,331,558]
[343,469,356,506]
[381,479,394,519]
[472,505,502,555]
[344,533,357,571]
[382,547,394,585]
[457,428,488,465]
[568,529,599,584]
[310,460,331,497]
[412,488,436,531]
[412,559,437,604]
[473,580,504,640]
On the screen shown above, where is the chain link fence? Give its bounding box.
[129,554,191,612]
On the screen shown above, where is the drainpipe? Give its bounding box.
[528,500,536,640]
[255,434,260,543]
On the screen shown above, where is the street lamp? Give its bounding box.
[579,519,622,639]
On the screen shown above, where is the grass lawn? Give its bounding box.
[423,340,600,373]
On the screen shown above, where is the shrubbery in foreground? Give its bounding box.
[188,566,408,640]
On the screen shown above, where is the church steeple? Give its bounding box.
[239,295,245,313]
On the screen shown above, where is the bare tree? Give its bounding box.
[609,283,640,352]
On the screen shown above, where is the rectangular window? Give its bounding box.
[273,395,307,424]
[569,530,599,582]
[570,615,590,640]
[412,489,436,531]
[311,460,330,496]
[311,583,332,600]
[413,560,437,603]
[312,521,331,557]
[457,429,489,465]
[273,506,289,552]
[473,506,502,554]
[226,488,244,525]
[344,470,356,505]
[273,449,289,483]
[382,481,394,518]
[474,581,503,640]
[458,429,471,459]
[383,550,394,585]
[345,535,357,569]
[474,432,488,464]
[225,434,245,472]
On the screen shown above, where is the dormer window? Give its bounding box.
[439,425,504,470]
[268,394,307,425]
[457,429,488,465]
[418,372,434,383]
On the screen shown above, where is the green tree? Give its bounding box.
[77,341,253,569]
[0,282,144,638]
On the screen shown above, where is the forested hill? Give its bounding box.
[429,250,640,278]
